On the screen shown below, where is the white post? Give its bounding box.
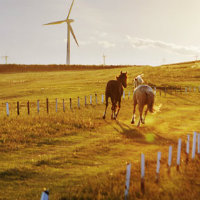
[90,95,92,105]
[101,94,104,104]
[177,139,181,171]
[55,98,58,112]
[123,91,125,100]
[168,146,172,174]
[156,152,161,182]
[186,135,190,164]
[194,87,196,92]
[141,153,145,193]
[37,100,40,113]
[6,102,9,116]
[128,91,130,99]
[154,87,156,95]
[40,190,49,200]
[185,87,187,93]
[168,146,172,167]
[198,134,200,155]
[78,97,80,109]
[192,132,197,159]
[124,163,131,200]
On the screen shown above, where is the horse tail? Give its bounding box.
[146,91,154,113]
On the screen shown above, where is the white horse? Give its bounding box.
[131,74,154,127]
[134,74,144,88]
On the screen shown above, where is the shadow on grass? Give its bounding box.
[0,168,37,181]
[104,119,176,146]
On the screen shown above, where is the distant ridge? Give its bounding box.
[0,64,136,73]
[161,60,200,66]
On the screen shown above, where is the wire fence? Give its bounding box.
[1,86,200,117]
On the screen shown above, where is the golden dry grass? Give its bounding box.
[0,62,200,199]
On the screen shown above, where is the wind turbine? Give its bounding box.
[44,0,79,65]
[103,54,106,65]
[1,56,9,64]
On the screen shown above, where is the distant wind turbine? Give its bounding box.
[1,56,9,64]
[43,0,79,65]
[103,54,106,65]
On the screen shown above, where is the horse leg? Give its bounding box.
[143,107,148,124]
[111,102,117,120]
[131,101,137,124]
[103,96,108,119]
[110,97,115,119]
[115,99,121,119]
[137,104,144,127]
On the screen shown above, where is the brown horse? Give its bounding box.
[131,85,154,127]
[103,71,127,120]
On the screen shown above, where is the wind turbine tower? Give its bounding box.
[103,54,106,66]
[2,56,8,64]
[44,0,79,65]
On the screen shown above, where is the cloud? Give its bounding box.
[126,35,200,56]
[98,40,115,48]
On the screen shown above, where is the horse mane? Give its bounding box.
[134,74,144,88]
[116,72,127,81]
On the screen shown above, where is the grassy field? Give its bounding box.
[0,62,200,199]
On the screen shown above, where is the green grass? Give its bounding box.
[0,63,200,199]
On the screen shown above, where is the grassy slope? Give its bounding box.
[0,63,200,199]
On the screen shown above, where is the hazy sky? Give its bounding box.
[1,0,200,66]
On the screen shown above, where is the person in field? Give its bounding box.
[103,71,127,120]
[131,74,154,127]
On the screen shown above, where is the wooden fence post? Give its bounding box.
[123,91,125,100]
[17,101,20,115]
[6,102,9,116]
[55,98,58,112]
[95,94,97,104]
[37,100,40,113]
[27,101,30,115]
[176,139,182,171]
[90,95,92,105]
[141,153,145,194]
[46,98,49,114]
[70,98,72,110]
[63,99,65,112]
[156,152,161,183]
[124,163,131,200]
[192,132,197,160]
[85,96,87,106]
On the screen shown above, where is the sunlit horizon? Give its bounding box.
[1,0,200,66]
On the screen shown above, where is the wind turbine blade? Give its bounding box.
[69,24,79,46]
[43,20,66,25]
[67,0,75,19]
